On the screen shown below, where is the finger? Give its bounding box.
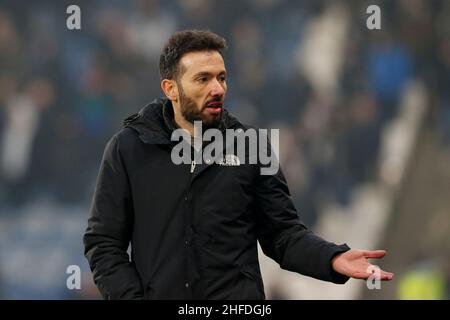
[354,270,394,280]
[352,271,373,279]
[368,269,394,280]
[363,250,386,259]
[380,271,394,281]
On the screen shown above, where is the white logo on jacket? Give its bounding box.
[217,154,240,166]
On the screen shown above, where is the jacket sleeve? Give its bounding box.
[83,133,144,299]
[254,165,351,284]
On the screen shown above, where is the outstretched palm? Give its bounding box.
[332,249,394,280]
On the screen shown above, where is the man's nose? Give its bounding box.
[210,79,225,96]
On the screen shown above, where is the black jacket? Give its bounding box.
[83,98,350,300]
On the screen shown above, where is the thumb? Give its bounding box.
[363,250,386,259]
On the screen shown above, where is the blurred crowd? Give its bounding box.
[0,0,449,299]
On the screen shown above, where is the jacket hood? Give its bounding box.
[123,98,241,145]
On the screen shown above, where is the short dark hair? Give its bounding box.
[159,29,227,80]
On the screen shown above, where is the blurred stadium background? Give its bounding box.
[0,0,449,299]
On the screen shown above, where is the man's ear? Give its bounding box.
[161,79,178,102]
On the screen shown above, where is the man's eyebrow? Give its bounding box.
[192,70,227,78]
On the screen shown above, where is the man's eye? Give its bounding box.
[197,77,208,83]
[219,76,226,82]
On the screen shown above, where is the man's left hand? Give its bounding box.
[332,249,394,280]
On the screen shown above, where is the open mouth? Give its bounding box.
[205,101,223,109]
[205,101,223,116]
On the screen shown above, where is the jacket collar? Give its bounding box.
[123,97,241,145]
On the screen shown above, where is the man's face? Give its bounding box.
[175,50,227,128]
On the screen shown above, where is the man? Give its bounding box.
[83,29,393,300]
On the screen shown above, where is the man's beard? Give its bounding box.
[178,83,223,129]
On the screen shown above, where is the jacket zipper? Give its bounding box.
[185,159,196,298]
